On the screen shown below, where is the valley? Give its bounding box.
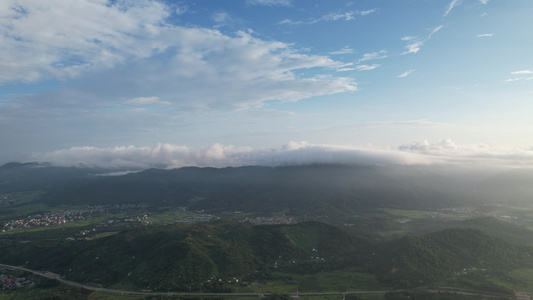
[1,163,533,299]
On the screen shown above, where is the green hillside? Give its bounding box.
[374,227,532,292]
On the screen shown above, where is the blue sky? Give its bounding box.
[1,0,532,168]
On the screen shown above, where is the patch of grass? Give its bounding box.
[508,268,533,292]
[146,207,193,225]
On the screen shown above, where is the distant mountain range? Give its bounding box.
[1,162,532,216]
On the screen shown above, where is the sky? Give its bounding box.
[1,0,533,169]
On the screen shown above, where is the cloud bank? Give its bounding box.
[29,140,533,170]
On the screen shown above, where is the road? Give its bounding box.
[0,263,513,298]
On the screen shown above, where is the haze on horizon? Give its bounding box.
[1,0,532,169]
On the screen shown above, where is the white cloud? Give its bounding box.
[398,70,414,78]
[511,70,533,74]
[476,33,493,37]
[356,64,380,71]
[312,11,356,23]
[30,140,533,169]
[337,68,356,72]
[399,139,533,166]
[401,36,417,41]
[358,50,388,62]
[504,78,521,82]
[402,41,423,55]
[0,1,356,109]
[30,142,437,169]
[0,0,172,82]
[124,97,170,105]
[358,9,376,16]
[246,0,292,6]
[479,0,489,4]
[505,70,533,82]
[444,0,460,16]
[277,19,303,25]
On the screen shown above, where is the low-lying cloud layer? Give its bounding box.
[29,140,533,170]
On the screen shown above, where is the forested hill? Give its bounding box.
[1,219,530,293]
[374,226,531,290]
[0,220,375,292]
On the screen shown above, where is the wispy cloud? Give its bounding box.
[398,70,415,78]
[356,64,380,71]
[336,68,355,72]
[277,19,303,25]
[246,0,292,6]
[505,77,533,82]
[402,41,423,55]
[401,36,417,41]
[505,70,533,82]
[124,97,170,105]
[401,25,443,55]
[358,9,377,16]
[428,25,443,39]
[511,70,533,74]
[476,33,493,37]
[358,50,388,62]
[479,0,489,4]
[444,0,460,16]
[280,9,376,25]
[330,47,355,55]
[311,11,356,23]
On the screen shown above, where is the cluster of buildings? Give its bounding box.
[124,214,151,225]
[1,207,105,232]
[242,215,297,225]
[0,272,34,290]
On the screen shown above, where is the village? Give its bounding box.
[1,206,105,232]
